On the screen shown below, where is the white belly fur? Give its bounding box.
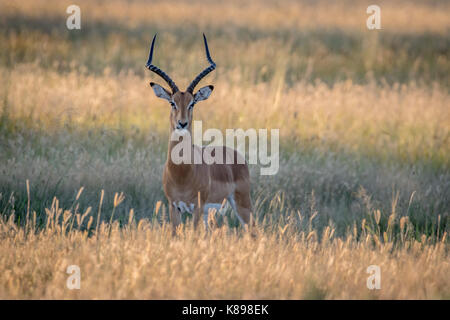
[172,201,195,214]
[172,194,245,228]
[172,201,228,215]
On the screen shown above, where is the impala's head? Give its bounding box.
[146,34,215,135]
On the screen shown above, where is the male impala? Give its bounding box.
[145,34,253,233]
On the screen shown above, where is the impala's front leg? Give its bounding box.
[193,204,202,230]
[193,190,207,230]
[169,201,182,235]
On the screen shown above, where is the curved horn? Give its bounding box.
[186,33,216,94]
[145,34,179,93]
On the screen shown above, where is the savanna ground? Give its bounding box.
[0,0,449,299]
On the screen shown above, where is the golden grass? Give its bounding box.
[0,202,448,299]
[1,65,448,164]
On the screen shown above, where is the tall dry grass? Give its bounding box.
[0,197,448,299]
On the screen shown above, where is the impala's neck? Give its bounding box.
[166,128,194,183]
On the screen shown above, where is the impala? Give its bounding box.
[145,34,253,233]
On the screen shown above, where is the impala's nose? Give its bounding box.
[178,120,188,129]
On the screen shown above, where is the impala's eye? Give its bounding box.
[170,102,177,110]
[188,103,195,110]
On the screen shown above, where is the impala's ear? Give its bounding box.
[194,85,214,103]
[150,82,171,101]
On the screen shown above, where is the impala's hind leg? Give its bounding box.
[227,190,253,228]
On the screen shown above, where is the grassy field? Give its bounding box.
[0,0,449,299]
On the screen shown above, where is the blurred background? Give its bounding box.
[0,0,448,237]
